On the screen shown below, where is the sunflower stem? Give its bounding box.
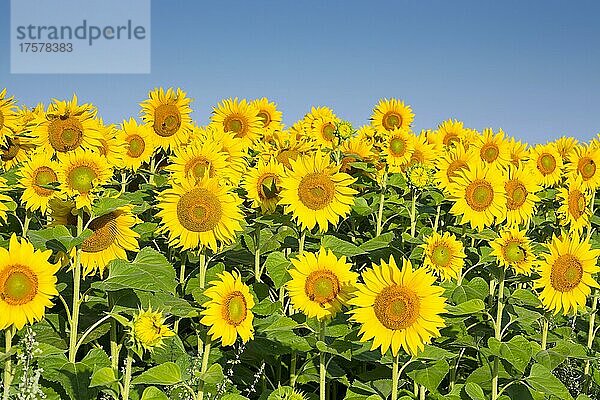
[541,316,549,351]
[121,350,133,400]
[410,191,417,237]
[419,385,426,400]
[3,327,14,400]
[149,156,156,185]
[22,210,32,238]
[68,209,84,363]
[391,353,400,400]
[254,225,261,282]
[197,336,212,400]
[120,171,127,193]
[299,230,306,255]
[433,204,441,232]
[376,171,388,236]
[584,289,598,393]
[491,268,505,400]
[109,293,120,373]
[198,249,207,289]
[319,319,326,400]
[289,352,297,388]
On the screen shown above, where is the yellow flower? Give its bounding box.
[310,117,339,149]
[132,307,175,352]
[554,136,578,161]
[200,271,255,346]
[384,128,415,173]
[371,99,414,133]
[250,97,284,133]
[490,228,536,275]
[258,129,315,170]
[428,119,467,149]
[157,176,244,251]
[526,143,563,187]
[502,165,541,227]
[435,145,478,193]
[287,248,357,320]
[474,128,511,168]
[508,138,529,167]
[534,232,600,315]
[18,152,60,214]
[348,256,446,356]
[117,118,156,172]
[279,151,357,232]
[140,87,193,151]
[242,159,285,213]
[166,138,229,185]
[0,235,59,330]
[1,135,37,171]
[201,126,249,185]
[210,98,261,149]
[567,144,600,191]
[406,131,439,167]
[95,119,125,169]
[421,232,465,281]
[556,176,591,234]
[0,89,19,146]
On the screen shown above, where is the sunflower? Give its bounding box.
[19,152,60,214]
[157,176,244,251]
[490,228,536,275]
[94,120,124,169]
[301,106,338,134]
[30,95,102,156]
[0,235,59,330]
[80,207,140,276]
[474,128,511,168]
[117,118,156,172]
[166,139,229,185]
[210,98,261,149]
[1,135,36,171]
[242,159,285,213]
[287,248,357,320]
[371,99,414,133]
[526,143,563,187]
[195,126,249,185]
[310,117,339,149]
[557,176,591,234]
[348,256,446,356]
[502,165,541,227]
[448,162,506,231]
[421,232,465,281]
[384,128,415,173]
[508,138,529,167]
[339,135,376,173]
[258,129,315,169]
[250,97,284,133]
[57,149,113,210]
[0,177,12,222]
[554,136,578,161]
[140,87,193,151]
[279,151,357,232]
[407,131,438,167]
[435,145,478,193]
[567,145,600,191]
[428,119,467,149]
[200,271,255,346]
[0,89,18,145]
[534,232,600,315]
[131,307,175,353]
[48,198,78,227]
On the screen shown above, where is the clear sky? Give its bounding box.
[1,0,600,143]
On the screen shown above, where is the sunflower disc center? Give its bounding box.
[257,111,271,127]
[383,112,402,131]
[223,291,247,326]
[82,211,120,253]
[224,116,245,137]
[258,174,279,200]
[185,157,211,180]
[176,187,223,232]
[321,123,336,141]
[444,133,460,146]
[48,117,84,152]
[481,144,499,163]
[0,266,38,305]
[389,138,407,156]
[465,180,494,211]
[503,240,525,263]
[432,244,451,267]
[33,167,58,196]
[154,104,181,137]
[374,285,420,330]
[551,254,583,292]
[304,270,341,305]
[69,165,97,193]
[568,190,586,219]
[127,135,146,158]
[578,157,596,180]
[506,180,527,210]
[297,172,335,210]
[537,153,556,175]
[1,138,20,162]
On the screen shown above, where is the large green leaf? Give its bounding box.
[526,363,573,400]
[488,335,532,373]
[464,382,486,400]
[264,251,292,289]
[321,235,365,257]
[446,299,485,315]
[407,359,449,393]
[140,387,170,400]
[131,362,182,385]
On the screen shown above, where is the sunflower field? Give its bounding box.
[0,87,599,400]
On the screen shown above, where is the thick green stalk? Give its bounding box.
[584,289,598,392]
[109,293,119,372]
[410,191,417,237]
[376,171,388,236]
[121,350,133,400]
[391,353,399,400]
[290,231,306,388]
[319,319,326,400]
[68,210,84,363]
[254,226,261,282]
[197,337,212,400]
[3,327,14,400]
[491,268,505,400]
[541,317,549,351]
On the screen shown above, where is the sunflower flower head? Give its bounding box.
[130,307,175,353]
[406,163,435,190]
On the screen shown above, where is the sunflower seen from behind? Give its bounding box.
[421,232,465,281]
[18,152,60,214]
[534,232,600,315]
[117,118,156,172]
[0,235,59,330]
[287,248,357,321]
[556,176,591,234]
[200,271,255,346]
[279,151,357,232]
[140,87,193,151]
[371,98,414,133]
[157,176,244,251]
[490,228,536,275]
[242,159,285,213]
[348,256,446,356]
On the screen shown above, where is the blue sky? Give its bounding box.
[1,0,600,143]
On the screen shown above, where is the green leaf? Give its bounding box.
[464,382,486,400]
[131,362,182,385]
[321,235,365,257]
[90,367,117,387]
[28,225,73,253]
[446,299,485,315]
[359,232,395,252]
[199,363,224,384]
[407,359,449,393]
[488,335,532,373]
[264,251,292,289]
[352,197,372,216]
[93,247,177,294]
[92,197,131,216]
[526,363,573,400]
[221,395,248,400]
[140,387,170,400]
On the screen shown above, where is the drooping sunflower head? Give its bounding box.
[18,152,60,214]
[339,135,376,173]
[348,256,446,356]
[131,307,175,353]
[526,143,563,187]
[200,270,255,346]
[279,151,357,232]
[371,98,414,134]
[0,88,19,145]
[567,145,600,191]
[475,128,511,168]
[167,138,229,185]
[140,87,193,151]
[258,128,315,170]
[490,228,535,275]
[0,234,59,330]
[80,207,140,277]
[421,232,466,281]
[57,149,113,210]
[157,176,244,251]
[242,159,285,213]
[447,162,507,231]
[287,247,357,320]
[534,232,600,315]
[502,165,541,227]
[210,98,262,149]
[557,175,591,235]
[117,118,156,172]
[250,97,284,133]
[384,128,415,173]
